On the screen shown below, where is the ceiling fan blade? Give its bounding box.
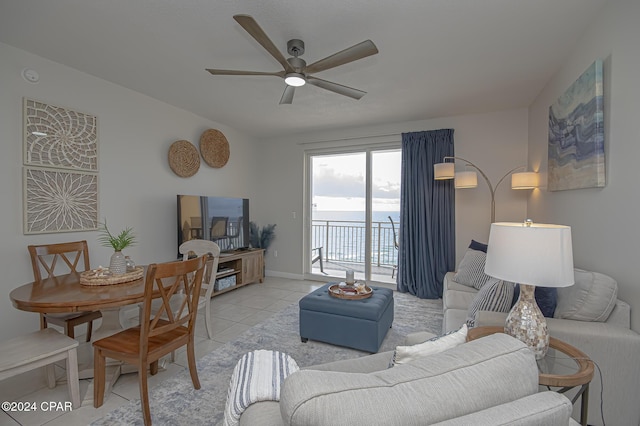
[305,40,378,74]
[279,85,295,104]
[233,15,294,74]
[306,76,366,100]
[206,69,285,77]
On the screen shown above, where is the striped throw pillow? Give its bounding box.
[466,279,515,327]
[453,249,493,289]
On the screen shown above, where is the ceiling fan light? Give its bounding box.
[284,73,306,87]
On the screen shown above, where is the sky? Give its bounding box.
[311,150,401,212]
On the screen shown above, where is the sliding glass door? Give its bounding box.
[371,150,401,283]
[307,148,400,284]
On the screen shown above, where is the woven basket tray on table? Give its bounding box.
[80,266,144,286]
[328,283,373,300]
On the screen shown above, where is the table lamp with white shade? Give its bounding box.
[484,220,574,359]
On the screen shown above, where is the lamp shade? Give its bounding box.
[434,162,455,180]
[454,171,478,188]
[511,172,539,189]
[484,222,574,288]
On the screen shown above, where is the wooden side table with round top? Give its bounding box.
[467,326,594,426]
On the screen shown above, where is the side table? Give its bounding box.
[467,326,594,426]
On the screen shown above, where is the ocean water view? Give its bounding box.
[312,210,400,223]
[312,210,399,267]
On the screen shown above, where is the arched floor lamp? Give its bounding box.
[433,156,539,222]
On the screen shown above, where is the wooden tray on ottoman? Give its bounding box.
[328,283,373,300]
[80,266,144,286]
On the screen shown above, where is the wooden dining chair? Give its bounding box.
[28,241,102,342]
[93,255,207,425]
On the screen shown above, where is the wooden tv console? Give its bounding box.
[213,248,264,297]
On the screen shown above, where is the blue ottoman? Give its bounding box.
[299,283,394,353]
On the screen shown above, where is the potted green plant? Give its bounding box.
[98,220,136,274]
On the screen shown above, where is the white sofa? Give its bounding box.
[442,270,640,426]
[239,333,578,426]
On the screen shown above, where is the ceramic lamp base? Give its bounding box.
[504,284,549,359]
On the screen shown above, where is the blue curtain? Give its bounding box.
[397,129,455,299]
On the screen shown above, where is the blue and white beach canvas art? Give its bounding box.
[548,60,604,191]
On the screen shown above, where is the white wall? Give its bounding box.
[527,0,640,331]
[0,41,532,341]
[257,108,530,277]
[0,43,258,341]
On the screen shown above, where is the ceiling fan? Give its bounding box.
[206,15,379,104]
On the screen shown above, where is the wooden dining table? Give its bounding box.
[10,269,154,404]
[11,269,149,309]
[10,269,149,339]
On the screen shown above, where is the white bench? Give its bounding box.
[0,328,80,408]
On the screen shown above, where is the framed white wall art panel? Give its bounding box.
[22,98,99,234]
[23,98,98,172]
[23,167,99,234]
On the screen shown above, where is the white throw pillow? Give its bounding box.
[453,249,493,289]
[555,268,618,322]
[391,324,468,366]
[466,279,514,327]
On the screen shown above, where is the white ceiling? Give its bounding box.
[0,0,606,139]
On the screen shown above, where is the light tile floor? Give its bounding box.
[0,277,325,426]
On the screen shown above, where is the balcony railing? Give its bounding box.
[311,220,398,267]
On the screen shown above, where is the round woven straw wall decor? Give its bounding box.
[168,140,200,177]
[199,129,230,168]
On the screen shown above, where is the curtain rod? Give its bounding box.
[297,132,401,145]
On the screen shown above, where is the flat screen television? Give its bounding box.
[177,195,250,254]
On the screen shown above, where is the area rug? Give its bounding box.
[92,291,443,425]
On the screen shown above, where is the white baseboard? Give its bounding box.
[264,270,304,280]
